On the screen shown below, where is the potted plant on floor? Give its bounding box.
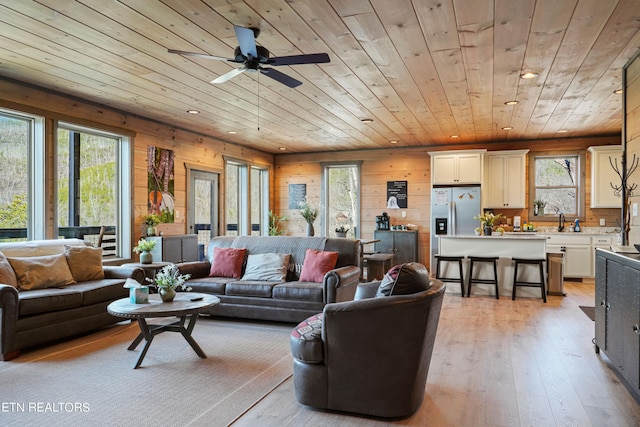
[133,238,156,264]
[150,264,192,302]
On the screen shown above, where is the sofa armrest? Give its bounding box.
[176,261,211,279]
[323,265,361,303]
[103,266,145,283]
[0,284,19,360]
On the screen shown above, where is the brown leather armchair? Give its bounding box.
[290,263,445,418]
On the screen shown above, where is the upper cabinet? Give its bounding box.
[588,145,622,208]
[429,150,485,185]
[484,150,529,208]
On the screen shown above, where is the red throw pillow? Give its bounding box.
[209,247,246,278]
[299,249,339,283]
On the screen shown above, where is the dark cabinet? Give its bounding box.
[373,230,418,266]
[595,249,640,394]
[148,235,198,263]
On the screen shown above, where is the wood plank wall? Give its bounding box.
[626,51,640,245]
[275,136,621,268]
[0,78,273,251]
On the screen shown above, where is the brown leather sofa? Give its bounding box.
[176,236,361,323]
[0,239,145,361]
[289,263,446,418]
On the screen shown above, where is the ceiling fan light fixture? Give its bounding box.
[520,71,539,79]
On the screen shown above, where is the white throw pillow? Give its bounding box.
[241,253,291,281]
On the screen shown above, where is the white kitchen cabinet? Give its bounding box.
[588,145,622,208]
[546,234,592,278]
[429,150,485,185]
[484,150,529,208]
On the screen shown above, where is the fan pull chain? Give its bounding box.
[257,72,260,131]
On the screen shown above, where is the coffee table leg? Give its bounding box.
[133,318,154,369]
[178,315,207,358]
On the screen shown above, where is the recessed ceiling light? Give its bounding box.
[520,71,539,79]
[228,131,237,134]
[557,129,568,133]
[502,126,513,131]
[279,147,287,151]
[450,135,459,138]
[504,100,518,105]
[390,140,398,144]
[361,118,374,123]
[614,89,623,94]
[187,110,200,114]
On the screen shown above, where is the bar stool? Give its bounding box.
[467,256,499,299]
[434,255,465,297]
[511,258,547,303]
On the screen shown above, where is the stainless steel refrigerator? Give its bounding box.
[430,186,482,269]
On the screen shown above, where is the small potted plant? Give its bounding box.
[495,227,505,236]
[474,227,482,236]
[298,197,318,236]
[473,212,503,236]
[533,199,547,216]
[133,238,156,264]
[141,213,161,236]
[335,225,349,238]
[148,264,192,302]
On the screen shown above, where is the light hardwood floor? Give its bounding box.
[232,282,640,426]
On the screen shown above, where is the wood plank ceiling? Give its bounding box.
[0,0,638,154]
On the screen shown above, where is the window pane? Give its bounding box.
[326,165,359,238]
[57,127,118,247]
[0,114,29,241]
[226,163,239,236]
[534,155,579,216]
[251,167,268,236]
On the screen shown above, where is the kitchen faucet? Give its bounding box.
[558,212,565,232]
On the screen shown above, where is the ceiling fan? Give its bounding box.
[168,26,330,88]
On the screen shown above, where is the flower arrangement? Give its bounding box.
[473,212,503,227]
[533,199,547,209]
[133,238,156,253]
[141,213,161,227]
[298,197,318,224]
[149,264,192,291]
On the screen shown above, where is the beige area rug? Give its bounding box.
[0,317,294,427]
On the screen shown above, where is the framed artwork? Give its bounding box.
[288,184,307,209]
[147,146,175,222]
[387,181,407,209]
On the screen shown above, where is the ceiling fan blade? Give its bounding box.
[259,68,302,88]
[167,49,236,62]
[211,67,247,84]
[234,26,258,58]
[269,53,330,66]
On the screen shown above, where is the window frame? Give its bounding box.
[528,151,585,222]
[223,156,270,236]
[320,161,362,238]
[54,121,133,260]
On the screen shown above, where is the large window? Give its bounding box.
[533,154,582,218]
[225,159,269,236]
[322,162,361,238]
[0,109,44,241]
[56,123,132,257]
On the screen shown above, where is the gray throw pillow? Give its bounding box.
[241,253,291,281]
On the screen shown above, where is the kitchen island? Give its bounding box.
[437,235,548,297]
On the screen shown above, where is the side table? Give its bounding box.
[122,261,172,284]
